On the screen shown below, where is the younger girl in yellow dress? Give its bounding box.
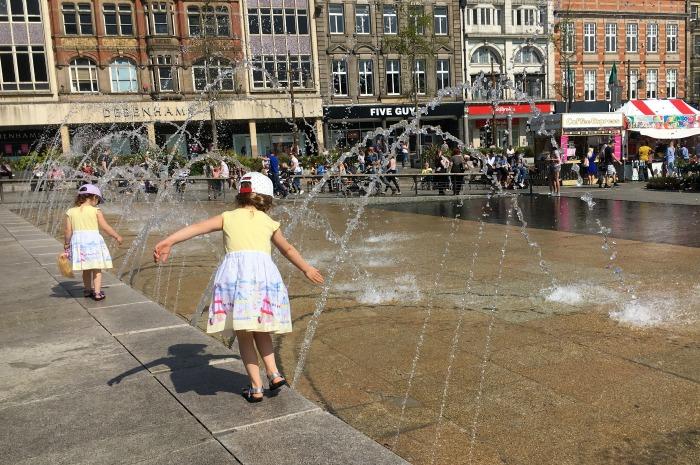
[153,172,324,403]
[64,184,123,301]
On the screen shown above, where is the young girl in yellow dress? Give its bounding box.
[64,184,123,300]
[153,172,324,402]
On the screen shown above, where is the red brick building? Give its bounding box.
[554,0,687,110]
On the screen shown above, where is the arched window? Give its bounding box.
[192,58,234,91]
[513,47,543,65]
[109,58,138,92]
[68,57,99,93]
[470,47,501,65]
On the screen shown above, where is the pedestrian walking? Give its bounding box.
[63,185,122,301]
[153,172,324,402]
[450,149,465,195]
[665,141,677,177]
[399,141,409,168]
[637,141,652,181]
[384,154,401,195]
[548,149,561,196]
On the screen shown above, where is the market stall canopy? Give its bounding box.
[619,99,700,139]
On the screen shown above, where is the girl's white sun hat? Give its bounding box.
[239,171,274,197]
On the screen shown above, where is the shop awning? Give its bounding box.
[619,99,700,138]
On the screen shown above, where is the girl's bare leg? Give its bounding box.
[252,332,283,383]
[82,270,92,291]
[93,270,102,294]
[236,331,264,396]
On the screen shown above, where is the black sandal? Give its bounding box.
[93,291,106,301]
[83,289,94,298]
[268,371,288,391]
[242,386,264,403]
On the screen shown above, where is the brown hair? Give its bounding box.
[236,192,273,212]
[74,193,99,206]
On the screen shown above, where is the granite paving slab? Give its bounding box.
[156,360,320,434]
[89,301,188,335]
[0,379,214,465]
[114,325,239,374]
[219,410,410,465]
[64,282,152,309]
[134,440,241,465]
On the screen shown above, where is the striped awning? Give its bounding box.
[619,99,700,137]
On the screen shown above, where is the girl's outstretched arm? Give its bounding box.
[96,210,123,244]
[271,229,324,284]
[154,215,223,263]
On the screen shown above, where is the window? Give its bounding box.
[516,74,543,99]
[646,69,657,98]
[561,22,574,53]
[666,69,677,98]
[647,24,658,53]
[272,8,283,34]
[513,8,539,26]
[626,23,638,52]
[383,5,397,34]
[386,59,400,95]
[629,69,638,99]
[152,55,176,92]
[62,3,93,35]
[470,6,500,26]
[605,68,612,101]
[103,3,132,35]
[434,6,447,35]
[470,47,500,65]
[109,58,137,92]
[695,74,700,99]
[329,4,344,34]
[666,24,678,53]
[69,57,98,93]
[331,59,347,95]
[0,0,42,22]
[413,59,426,95]
[0,45,48,91]
[358,59,373,96]
[251,55,311,89]
[409,6,424,34]
[583,23,595,52]
[584,70,596,101]
[696,36,700,56]
[605,23,617,52]
[188,6,229,37]
[513,47,542,65]
[693,6,699,21]
[249,8,307,35]
[145,3,173,35]
[436,59,449,91]
[355,4,370,34]
[192,58,234,91]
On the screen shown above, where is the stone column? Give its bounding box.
[248,120,259,157]
[146,122,156,146]
[60,125,71,153]
[314,119,325,152]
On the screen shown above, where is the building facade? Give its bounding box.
[554,0,687,111]
[0,0,324,157]
[462,0,556,148]
[688,0,700,104]
[315,1,465,152]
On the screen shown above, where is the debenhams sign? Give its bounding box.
[101,103,189,121]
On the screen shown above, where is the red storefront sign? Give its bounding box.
[466,103,553,116]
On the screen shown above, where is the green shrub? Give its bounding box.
[647,176,682,191]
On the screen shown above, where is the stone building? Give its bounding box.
[0,0,324,157]
[461,0,556,148]
[0,0,58,155]
[554,0,687,111]
[314,1,465,152]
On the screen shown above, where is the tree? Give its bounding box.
[550,5,576,111]
[382,2,447,160]
[186,1,239,152]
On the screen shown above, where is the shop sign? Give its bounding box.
[466,103,553,117]
[561,113,623,129]
[0,128,47,142]
[626,115,700,130]
[102,104,189,121]
[324,102,464,120]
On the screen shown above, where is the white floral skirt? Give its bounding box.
[207,251,292,334]
[70,230,113,271]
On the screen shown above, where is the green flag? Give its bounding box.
[608,63,617,87]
